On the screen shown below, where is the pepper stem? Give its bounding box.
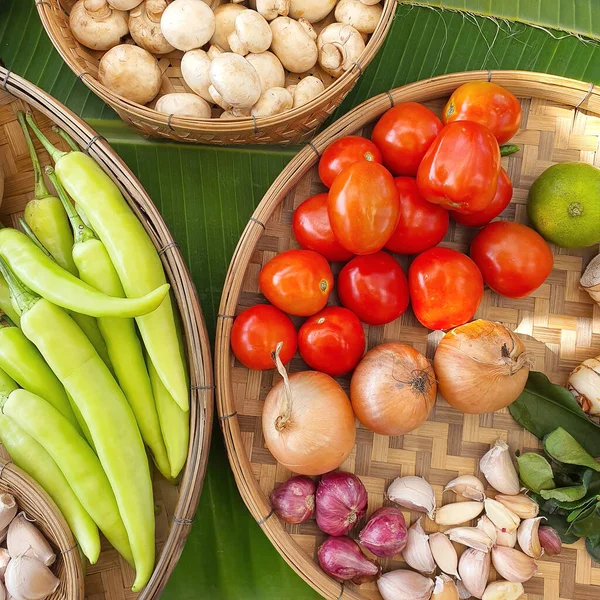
[52,126,80,152]
[18,218,53,259]
[17,111,51,200]
[24,112,67,163]
[45,166,97,244]
[0,314,16,328]
[272,341,293,431]
[0,258,39,315]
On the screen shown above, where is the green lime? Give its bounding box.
[527,162,600,248]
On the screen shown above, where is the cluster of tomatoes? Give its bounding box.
[231,82,554,377]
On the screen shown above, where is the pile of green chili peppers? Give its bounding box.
[0,112,190,592]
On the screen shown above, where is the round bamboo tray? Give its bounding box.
[0,458,84,600]
[216,70,600,600]
[36,0,396,146]
[0,66,213,599]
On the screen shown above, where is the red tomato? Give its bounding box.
[318,136,383,188]
[371,102,443,177]
[409,247,484,330]
[385,177,449,254]
[417,121,501,214]
[443,82,522,144]
[259,249,333,317]
[298,307,365,376]
[328,162,400,255]
[451,168,513,228]
[231,305,297,370]
[337,251,409,326]
[292,193,355,262]
[470,221,554,299]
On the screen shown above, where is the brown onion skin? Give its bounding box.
[317,536,381,584]
[434,319,530,414]
[270,476,316,524]
[359,507,408,557]
[350,343,436,435]
[262,370,356,476]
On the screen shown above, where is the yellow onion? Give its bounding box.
[433,320,530,414]
[262,343,356,476]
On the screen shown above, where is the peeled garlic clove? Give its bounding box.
[7,513,56,566]
[482,581,525,600]
[539,526,562,556]
[429,532,460,579]
[495,527,517,547]
[432,574,459,600]
[435,501,484,526]
[494,494,539,519]
[484,499,520,534]
[458,548,490,599]
[0,548,9,582]
[4,554,59,600]
[445,526,494,552]
[491,545,537,582]
[387,476,436,519]
[0,496,17,533]
[477,516,497,545]
[444,475,486,501]
[480,439,520,495]
[377,569,435,600]
[517,517,544,558]
[402,518,436,574]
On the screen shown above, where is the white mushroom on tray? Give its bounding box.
[68,0,384,120]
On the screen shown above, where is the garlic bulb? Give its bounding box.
[517,517,544,558]
[491,545,537,582]
[484,499,520,534]
[476,516,497,545]
[435,501,484,526]
[494,494,539,519]
[4,554,59,600]
[402,518,436,574]
[0,496,17,532]
[429,532,459,578]
[459,548,490,599]
[444,475,485,502]
[387,476,436,519]
[480,440,520,495]
[377,569,435,600]
[445,526,494,552]
[432,574,459,600]
[482,581,525,600]
[7,514,55,566]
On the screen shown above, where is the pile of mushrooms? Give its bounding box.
[68,0,384,120]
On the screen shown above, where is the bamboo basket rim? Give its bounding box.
[0,65,214,600]
[36,0,397,136]
[215,69,600,600]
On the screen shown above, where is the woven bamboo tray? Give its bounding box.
[216,70,600,600]
[0,66,214,599]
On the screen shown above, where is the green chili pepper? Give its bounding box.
[1,260,155,591]
[0,274,20,325]
[17,112,78,275]
[26,116,188,411]
[48,167,170,479]
[0,368,101,563]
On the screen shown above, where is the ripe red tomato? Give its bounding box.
[451,168,513,228]
[443,82,522,144]
[318,136,382,188]
[385,177,449,254]
[417,121,501,214]
[470,221,554,299]
[298,307,365,376]
[259,249,334,316]
[328,162,400,255]
[292,193,354,262]
[337,251,409,326]
[371,102,443,177]
[231,305,297,370]
[409,247,484,330]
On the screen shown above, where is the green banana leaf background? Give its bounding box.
[2,1,600,598]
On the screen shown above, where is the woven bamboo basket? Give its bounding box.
[216,69,600,600]
[36,0,396,146]
[0,66,213,599]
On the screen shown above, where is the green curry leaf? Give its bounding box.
[586,535,600,563]
[517,453,556,492]
[541,470,594,502]
[570,502,600,537]
[544,429,600,472]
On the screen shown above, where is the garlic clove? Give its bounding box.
[517,517,544,558]
[377,569,435,600]
[444,475,486,501]
[0,548,9,582]
[456,579,473,600]
[484,499,520,534]
[482,581,525,600]
[0,580,5,600]
[4,554,59,600]
[480,439,521,495]
[435,501,484,526]
[495,527,517,547]
[0,496,17,532]
[7,514,56,566]
[445,526,494,552]
[538,526,562,556]
[432,574,459,600]
[402,518,436,574]
[459,548,490,599]
[476,516,497,545]
[494,494,539,519]
[387,476,436,519]
[429,532,460,579]
[491,545,537,582]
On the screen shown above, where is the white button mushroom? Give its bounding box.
[251,87,293,117]
[334,0,382,34]
[201,0,224,7]
[228,10,272,56]
[317,23,365,77]
[359,0,382,5]
[181,49,214,103]
[210,3,247,52]
[69,0,129,51]
[155,93,212,118]
[98,44,162,105]
[252,0,290,21]
[209,52,262,112]
[129,0,174,54]
[161,0,216,51]
[107,0,142,8]
[290,75,324,107]
[289,0,338,23]
[270,16,318,73]
[246,51,286,91]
